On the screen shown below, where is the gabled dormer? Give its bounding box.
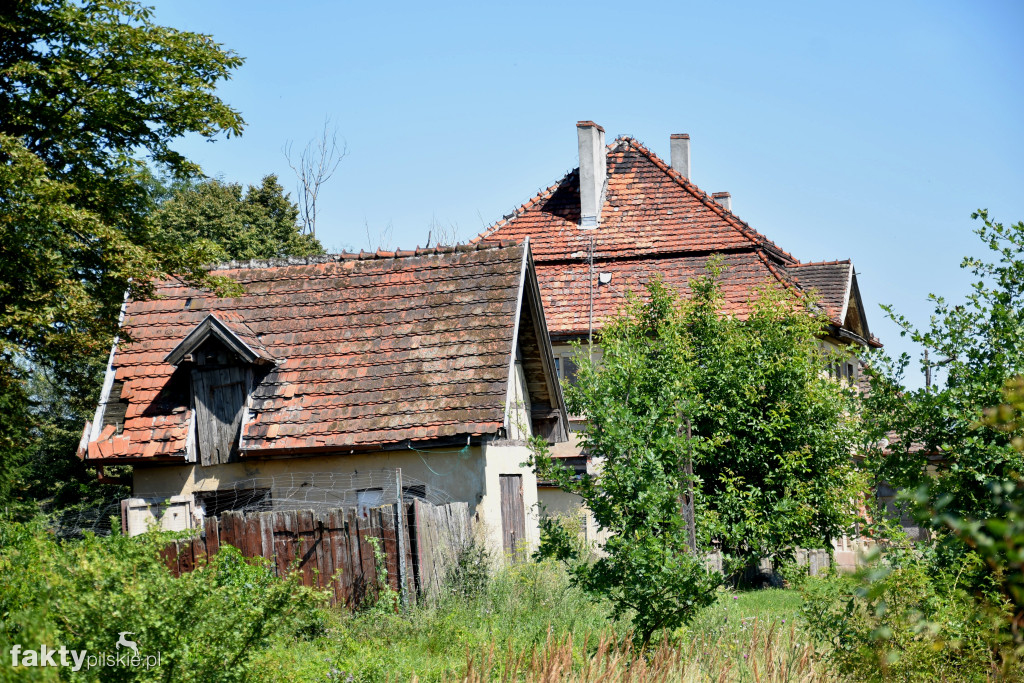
[165,315,275,466]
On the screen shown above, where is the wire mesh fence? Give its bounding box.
[46,468,474,609]
[48,469,452,539]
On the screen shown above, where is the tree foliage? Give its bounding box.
[680,262,862,569]
[1,0,245,373]
[531,278,721,646]
[530,265,860,643]
[0,1,331,514]
[0,521,326,682]
[860,212,1024,521]
[152,174,324,262]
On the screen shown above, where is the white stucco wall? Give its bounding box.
[131,440,541,560]
[478,439,540,557]
[505,356,533,442]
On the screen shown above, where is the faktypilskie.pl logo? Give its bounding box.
[9,633,161,672]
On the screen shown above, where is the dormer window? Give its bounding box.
[165,315,274,466]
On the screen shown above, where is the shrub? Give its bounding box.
[0,519,326,682]
[801,535,1018,681]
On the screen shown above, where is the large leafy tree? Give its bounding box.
[1,0,245,370]
[0,1,249,512]
[152,175,324,262]
[531,265,861,643]
[860,212,1024,521]
[683,263,862,570]
[531,278,722,647]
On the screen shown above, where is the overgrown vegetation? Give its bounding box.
[799,214,1024,679]
[0,0,326,521]
[252,557,825,683]
[801,524,1016,681]
[0,520,326,682]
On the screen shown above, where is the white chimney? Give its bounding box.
[577,121,606,229]
[670,133,690,178]
[713,192,732,212]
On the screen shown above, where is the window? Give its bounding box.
[402,484,426,501]
[553,354,579,386]
[195,487,270,518]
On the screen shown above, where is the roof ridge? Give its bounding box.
[753,248,803,297]
[206,240,523,272]
[613,136,799,265]
[471,169,579,245]
[786,259,852,267]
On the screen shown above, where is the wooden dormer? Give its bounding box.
[165,315,274,466]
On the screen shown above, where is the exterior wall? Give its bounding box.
[537,486,583,516]
[505,354,533,441]
[132,442,542,561]
[132,448,485,506]
[537,486,610,548]
[478,440,540,557]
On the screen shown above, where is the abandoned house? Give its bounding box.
[78,241,568,558]
[476,122,881,568]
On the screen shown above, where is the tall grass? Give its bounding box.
[254,559,831,682]
[462,623,825,683]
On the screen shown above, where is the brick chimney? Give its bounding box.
[577,121,606,229]
[712,192,732,212]
[670,133,690,179]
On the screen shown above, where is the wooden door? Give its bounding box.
[499,474,526,559]
[192,364,250,466]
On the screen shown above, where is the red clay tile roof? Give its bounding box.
[539,252,790,336]
[785,260,852,326]
[478,137,796,264]
[477,135,879,346]
[84,242,557,461]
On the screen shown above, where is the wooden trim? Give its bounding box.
[89,290,129,444]
[504,237,530,434]
[165,314,274,367]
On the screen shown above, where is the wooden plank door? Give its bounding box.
[192,364,249,465]
[499,474,526,560]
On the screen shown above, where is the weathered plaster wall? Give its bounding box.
[132,441,542,560]
[478,440,540,557]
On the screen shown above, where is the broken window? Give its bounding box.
[402,484,427,501]
[356,487,383,518]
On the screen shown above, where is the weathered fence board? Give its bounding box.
[162,501,470,609]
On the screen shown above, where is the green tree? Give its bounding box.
[152,175,324,262]
[682,263,862,571]
[0,0,245,511]
[531,267,861,643]
[1,0,245,372]
[531,278,721,646]
[860,212,1024,522]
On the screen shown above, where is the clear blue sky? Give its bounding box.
[152,0,1024,388]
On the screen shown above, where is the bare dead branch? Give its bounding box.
[284,118,347,238]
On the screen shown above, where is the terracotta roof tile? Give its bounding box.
[785,260,852,325]
[478,134,872,341]
[86,242,532,461]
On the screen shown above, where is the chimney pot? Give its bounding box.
[577,121,607,229]
[670,133,691,179]
[712,192,732,213]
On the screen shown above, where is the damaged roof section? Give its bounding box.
[82,241,567,462]
[786,260,873,343]
[477,131,880,347]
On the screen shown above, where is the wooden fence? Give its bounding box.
[161,501,471,608]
